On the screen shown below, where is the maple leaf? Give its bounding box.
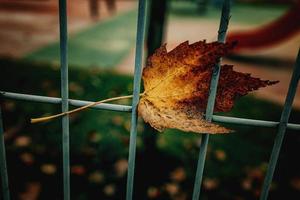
[138,40,278,134]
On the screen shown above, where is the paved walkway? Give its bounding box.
[0,0,136,57]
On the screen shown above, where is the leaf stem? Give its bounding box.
[31,92,145,124]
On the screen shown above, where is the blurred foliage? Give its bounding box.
[0,58,300,199]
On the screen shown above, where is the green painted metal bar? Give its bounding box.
[0,108,10,200]
[2,91,300,131]
[211,115,300,130]
[192,0,231,199]
[0,91,131,112]
[126,0,146,199]
[260,49,300,200]
[58,0,70,199]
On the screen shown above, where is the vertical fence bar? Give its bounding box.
[58,0,70,199]
[192,1,231,199]
[0,108,10,200]
[260,49,300,200]
[126,0,146,200]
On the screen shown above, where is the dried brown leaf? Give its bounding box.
[138,40,278,134]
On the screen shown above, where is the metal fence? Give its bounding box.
[0,0,299,200]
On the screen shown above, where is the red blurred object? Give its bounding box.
[71,165,86,176]
[227,0,300,52]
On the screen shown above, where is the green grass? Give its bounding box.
[1,59,300,199]
[24,10,137,69]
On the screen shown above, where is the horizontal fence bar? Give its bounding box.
[0,91,131,112]
[212,115,300,130]
[1,91,299,130]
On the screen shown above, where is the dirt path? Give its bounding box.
[0,0,136,57]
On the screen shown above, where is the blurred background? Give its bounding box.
[0,0,299,199]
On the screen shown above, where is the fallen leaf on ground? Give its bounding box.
[138,40,278,134]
